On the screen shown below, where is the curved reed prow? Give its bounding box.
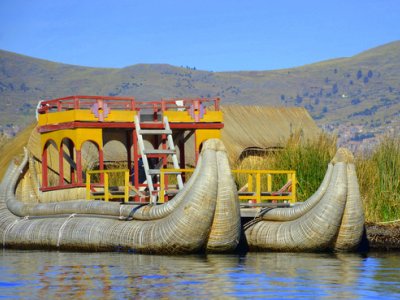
[1,138,241,254]
[245,147,365,252]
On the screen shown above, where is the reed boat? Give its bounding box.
[244,148,365,252]
[0,95,365,253]
[0,139,241,254]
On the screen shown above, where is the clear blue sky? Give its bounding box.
[0,0,399,71]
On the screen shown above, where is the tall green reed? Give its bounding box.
[356,136,400,222]
[233,132,337,201]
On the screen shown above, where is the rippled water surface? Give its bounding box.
[0,250,399,299]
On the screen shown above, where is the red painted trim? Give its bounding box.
[40,183,86,192]
[76,150,82,184]
[42,146,48,188]
[38,122,135,132]
[170,123,224,129]
[161,133,168,201]
[195,133,199,163]
[59,145,64,186]
[38,96,220,116]
[99,149,104,184]
[179,136,185,181]
[133,128,139,201]
[68,142,75,184]
[127,130,132,178]
[38,121,223,133]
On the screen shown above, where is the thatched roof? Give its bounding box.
[221,105,321,161]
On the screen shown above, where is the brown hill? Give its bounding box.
[1,41,399,146]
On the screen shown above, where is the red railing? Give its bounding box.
[37,95,220,114]
[160,98,220,111]
[37,95,136,114]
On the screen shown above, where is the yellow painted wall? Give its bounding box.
[38,110,136,126]
[164,111,223,123]
[41,128,103,152]
[195,129,221,149]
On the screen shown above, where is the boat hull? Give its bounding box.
[244,148,365,252]
[0,139,241,254]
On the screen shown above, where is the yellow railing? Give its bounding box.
[159,169,194,203]
[86,168,296,204]
[159,168,296,204]
[86,169,130,202]
[232,169,296,204]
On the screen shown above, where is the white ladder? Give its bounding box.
[134,115,184,204]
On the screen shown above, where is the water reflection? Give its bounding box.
[0,250,399,299]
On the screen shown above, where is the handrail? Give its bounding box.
[159,168,296,204]
[38,95,220,114]
[232,169,296,204]
[86,169,130,203]
[38,96,136,113]
[85,167,296,204]
[159,169,194,203]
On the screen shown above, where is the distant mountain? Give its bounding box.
[1,41,400,149]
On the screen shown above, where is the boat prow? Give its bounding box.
[0,139,241,254]
[244,148,365,252]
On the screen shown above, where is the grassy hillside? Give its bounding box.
[1,41,400,147]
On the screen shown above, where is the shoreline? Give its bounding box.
[365,222,400,251]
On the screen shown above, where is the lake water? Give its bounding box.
[0,250,399,299]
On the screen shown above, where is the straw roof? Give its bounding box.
[221,105,321,161]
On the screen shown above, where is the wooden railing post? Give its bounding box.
[159,169,165,203]
[291,172,297,204]
[256,172,261,203]
[104,173,109,202]
[124,170,129,203]
[267,174,272,192]
[86,173,91,200]
[248,174,253,192]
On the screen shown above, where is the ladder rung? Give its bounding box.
[139,129,172,135]
[148,169,160,175]
[148,169,181,175]
[144,149,176,155]
[164,171,182,175]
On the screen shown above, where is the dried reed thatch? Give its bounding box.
[0,139,241,254]
[221,105,321,162]
[244,148,365,252]
[177,105,321,166]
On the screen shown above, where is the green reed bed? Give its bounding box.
[233,133,400,223]
[355,136,400,223]
[233,132,337,202]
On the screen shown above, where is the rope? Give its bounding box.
[243,207,275,231]
[125,204,148,221]
[258,206,275,217]
[119,205,124,219]
[57,214,76,247]
[2,216,29,247]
